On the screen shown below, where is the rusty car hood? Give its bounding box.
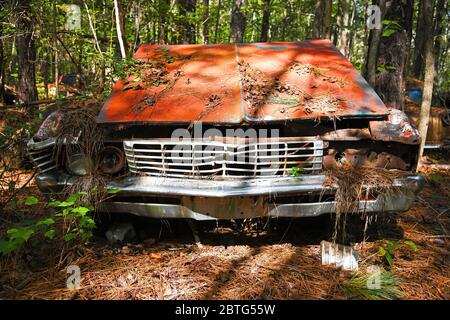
[97,40,388,125]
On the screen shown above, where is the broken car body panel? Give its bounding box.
[98,40,388,125]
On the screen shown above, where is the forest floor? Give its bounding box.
[0,151,449,300]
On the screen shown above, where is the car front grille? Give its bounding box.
[124,137,324,178]
[27,139,57,173]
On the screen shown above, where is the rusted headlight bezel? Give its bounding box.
[96,146,126,175]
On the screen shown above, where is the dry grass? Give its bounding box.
[54,98,104,169]
[325,165,403,242]
[2,243,345,300]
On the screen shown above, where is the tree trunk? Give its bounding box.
[322,0,332,40]
[214,0,222,43]
[374,0,414,110]
[157,0,170,44]
[133,0,142,51]
[177,0,197,44]
[230,0,247,43]
[53,0,59,98]
[16,0,38,103]
[201,0,210,44]
[114,0,127,58]
[412,0,427,79]
[312,0,323,39]
[84,0,103,56]
[0,1,5,103]
[433,0,446,82]
[417,0,436,170]
[365,0,386,87]
[337,0,350,56]
[348,0,357,54]
[259,0,271,42]
[404,0,415,81]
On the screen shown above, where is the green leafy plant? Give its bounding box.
[378,239,418,267]
[288,167,304,177]
[49,192,96,242]
[0,197,55,255]
[381,19,402,37]
[0,187,119,255]
[382,29,396,37]
[376,64,397,73]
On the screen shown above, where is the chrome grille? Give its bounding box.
[27,139,57,173]
[124,137,324,178]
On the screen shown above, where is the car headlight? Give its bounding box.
[66,153,93,176]
[97,146,125,175]
[33,111,63,141]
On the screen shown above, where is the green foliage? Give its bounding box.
[340,268,404,300]
[24,196,39,206]
[381,19,402,37]
[288,167,304,177]
[376,64,397,73]
[382,29,396,37]
[0,216,55,255]
[107,188,121,194]
[0,190,100,256]
[50,192,96,243]
[377,239,418,267]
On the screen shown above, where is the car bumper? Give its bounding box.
[36,172,425,220]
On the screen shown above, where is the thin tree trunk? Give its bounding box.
[412,0,426,79]
[313,0,323,39]
[259,0,271,42]
[16,0,38,103]
[0,1,5,103]
[43,54,49,99]
[114,0,127,58]
[230,0,247,43]
[433,0,446,84]
[214,0,222,43]
[337,0,350,56]
[83,0,103,56]
[403,0,415,83]
[131,0,141,51]
[417,0,436,170]
[322,0,332,40]
[250,10,257,42]
[53,0,59,98]
[201,0,209,44]
[374,0,414,110]
[347,0,357,54]
[157,0,169,44]
[365,0,386,87]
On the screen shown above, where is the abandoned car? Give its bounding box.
[28,40,425,221]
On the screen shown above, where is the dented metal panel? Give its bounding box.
[98,40,389,125]
[370,108,421,145]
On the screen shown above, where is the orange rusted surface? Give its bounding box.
[98,40,388,124]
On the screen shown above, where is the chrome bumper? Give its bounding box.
[36,172,425,220]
